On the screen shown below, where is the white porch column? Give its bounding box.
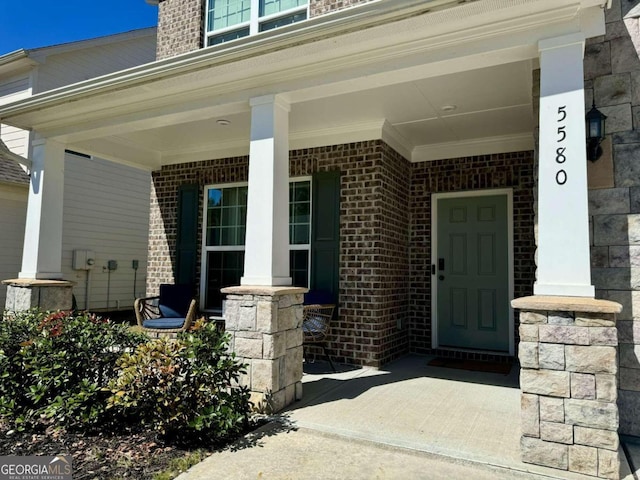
[534,34,594,297]
[241,94,292,286]
[19,137,65,279]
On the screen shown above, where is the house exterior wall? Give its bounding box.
[0,184,27,308]
[148,142,536,367]
[34,35,156,93]
[61,153,151,311]
[0,35,156,312]
[156,0,204,60]
[582,0,640,436]
[309,0,375,17]
[409,152,537,362]
[155,0,375,59]
[149,140,412,367]
[0,72,31,158]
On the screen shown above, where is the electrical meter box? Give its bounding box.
[72,250,95,270]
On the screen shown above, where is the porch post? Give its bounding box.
[534,34,594,298]
[3,137,72,312]
[19,137,65,279]
[241,94,291,287]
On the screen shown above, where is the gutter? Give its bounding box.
[0,0,460,118]
[0,50,28,67]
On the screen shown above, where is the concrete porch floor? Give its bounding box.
[180,354,638,479]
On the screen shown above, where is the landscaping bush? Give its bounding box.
[0,310,147,431]
[107,320,251,446]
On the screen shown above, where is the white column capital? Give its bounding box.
[538,33,585,54]
[249,94,290,112]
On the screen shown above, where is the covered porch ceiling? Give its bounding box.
[0,0,608,170]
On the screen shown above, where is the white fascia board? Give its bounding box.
[0,0,594,127]
[412,133,535,162]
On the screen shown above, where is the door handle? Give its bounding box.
[438,258,445,271]
[439,275,445,281]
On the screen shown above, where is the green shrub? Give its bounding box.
[0,310,147,431]
[107,320,251,445]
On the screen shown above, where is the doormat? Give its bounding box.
[428,357,512,375]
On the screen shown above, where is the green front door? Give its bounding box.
[436,194,510,352]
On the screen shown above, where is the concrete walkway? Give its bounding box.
[179,355,638,480]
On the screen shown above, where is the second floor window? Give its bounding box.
[206,0,308,46]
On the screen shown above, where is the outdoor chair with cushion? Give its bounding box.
[303,290,337,372]
[134,284,197,334]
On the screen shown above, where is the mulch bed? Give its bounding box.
[0,425,211,480]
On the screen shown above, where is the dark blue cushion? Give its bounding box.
[158,284,192,318]
[304,290,334,305]
[143,317,186,329]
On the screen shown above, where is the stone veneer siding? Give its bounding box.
[409,152,536,361]
[581,0,640,437]
[155,0,204,60]
[515,298,622,479]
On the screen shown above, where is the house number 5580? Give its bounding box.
[555,106,567,186]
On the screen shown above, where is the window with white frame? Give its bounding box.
[201,179,311,311]
[205,0,308,46]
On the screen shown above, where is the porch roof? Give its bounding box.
[0,0,607,170]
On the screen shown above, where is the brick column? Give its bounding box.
[512,296,623,479]
[222,286,306,413]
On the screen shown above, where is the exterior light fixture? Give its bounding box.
[585,102,607,162]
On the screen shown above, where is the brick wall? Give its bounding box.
[409,152,536,362]
[149,144,535,367]
[309,0,375,17]
[148,156,248,293]
[155,0,376,59]
[150,140,411,367]
[156,0,204,60]
[290,140,411,367]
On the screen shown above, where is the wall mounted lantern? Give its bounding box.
[586,102,607,162]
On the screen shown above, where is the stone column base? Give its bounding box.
[512,296,623,479]
[222,285,307,413]
[3,279,74,313]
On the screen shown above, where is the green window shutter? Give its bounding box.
[311,171,341,301]
[176,184,199,286]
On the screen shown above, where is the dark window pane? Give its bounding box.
[290,250,309,288]
[293,224,309,245]
[259,11,306,31]
[295,182,310,202]
[208,27,250,46]
[205,251,245,310]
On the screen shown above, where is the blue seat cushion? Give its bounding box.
[303,316,325,333]
[143,317,186,329]
[158,284,193,318]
